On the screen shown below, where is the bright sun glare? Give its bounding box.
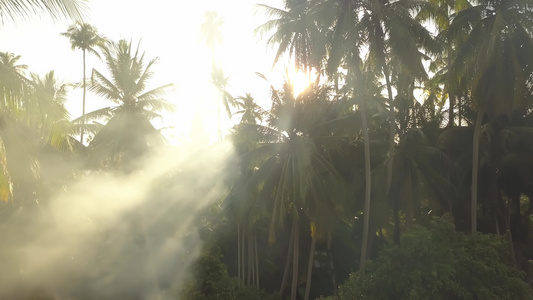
[287,68,313,97]
[0,0,286,145]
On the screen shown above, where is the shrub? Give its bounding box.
[338,216,533,300]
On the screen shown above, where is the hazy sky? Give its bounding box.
[0,0,290,144]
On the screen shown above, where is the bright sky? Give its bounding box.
[0,0,308,145]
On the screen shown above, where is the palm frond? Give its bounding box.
[0,0,87,23]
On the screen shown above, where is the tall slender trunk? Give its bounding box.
[327,232,337,294]
[447,51,455,128]
[291,217,300,300]
[241,229,246,284]
[334,73,339,100]
[448,94,456,127]
[238,224,241,285]
[359,97,372,272]
[217,97,222,141]
[251,236,255,286]
[280,221,295,295]
[458,95,462,126]
[254,235,259,287]
[383,63,395,194]
[504,203,518,267]
[304,235,316,300]
[471,109,483,232]
[247,235,253,286]
[80,49,86,144]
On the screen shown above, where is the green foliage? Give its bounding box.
[179,245,236,300]
[178,243,280,300]
[338,216,533,300]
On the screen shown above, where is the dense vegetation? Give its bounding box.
[1,0,533,299]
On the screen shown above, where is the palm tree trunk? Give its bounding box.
[251,234,255,286]
[382,63,395,194]
[254,235,259,287]
[360,97,372,272]
[280,219,295,295]
[248,235,253,286]
[471,109,483,232]
[80,49,86,144]
[448,94,456,127]
[447,51,455,128]
[327,231,337,294]
[504,203,518,267]
[304,235,316,300]
[241,229,246,285]
[291,217,300,300]
[458,95,462,126]
[217,98,222,141]
[238,224,242,285]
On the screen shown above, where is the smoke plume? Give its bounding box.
[0,141,234,299]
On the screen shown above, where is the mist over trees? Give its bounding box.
[1,0,533,299]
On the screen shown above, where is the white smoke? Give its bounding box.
[0,141,234,299]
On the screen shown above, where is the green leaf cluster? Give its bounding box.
[338,216,533,300]
[178,244,280,300]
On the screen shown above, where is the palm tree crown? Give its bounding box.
[87,39,174,170]
[62,22,105,57]
[62,22,106,144]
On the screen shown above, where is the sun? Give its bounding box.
[287,68,313,97]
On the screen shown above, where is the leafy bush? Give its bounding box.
[338,216,533,300]
[178,244,280,300]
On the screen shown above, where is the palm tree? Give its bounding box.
[415,0,469,128]
[234,93,264,124]
[351,65,379,272]
[86,39,174,171]
[255,0,326,73]
[226,92,264,288]
[28,71,72,150]
[0,52,72,203]
[201,12,237,141]
[320,0,439,269]
[234,80,346,300]
[448,0,533,232]
[210,65,236,140]
[201,11,223,59]
[0,0,86,23]
[0,52,28,109]
[61,22,106,144]
[0,52,29,202]
[359,0,437,195]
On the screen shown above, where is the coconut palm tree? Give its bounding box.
[0,0,86,23]
[201,11,232,141]
[255,0,326,73]
[234,79,347,300]
[234,93,264,124]
[448,0,533,232]
[28,71,72,150]
[315,0,438,269]
[61,22,106,144]
[0,52,72,203]
[0,52,28,109]
[0,52,29,203]
[226,93,265,288]
[86,39,174,171]
[210,65,236,140]
[201,11,223,59]
[415,0,470,128]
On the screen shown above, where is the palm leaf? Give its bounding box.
[0,0,87,23]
